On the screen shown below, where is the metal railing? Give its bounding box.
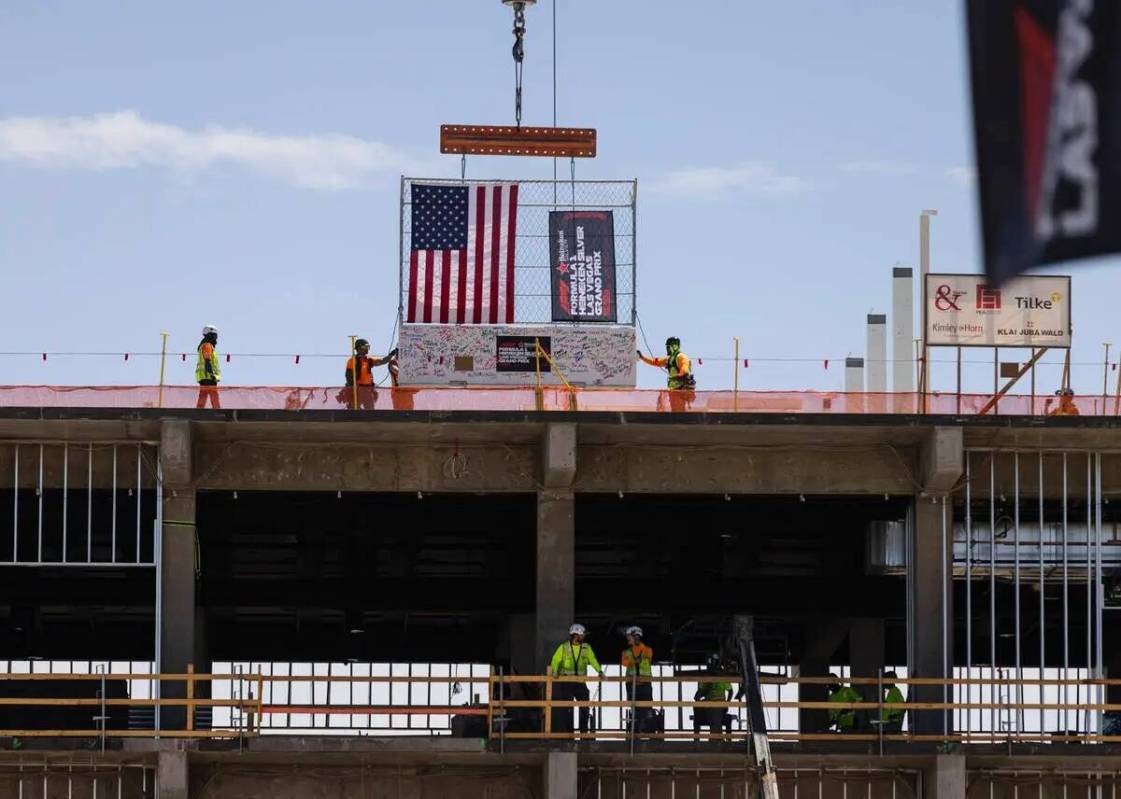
[5,669,1121,746]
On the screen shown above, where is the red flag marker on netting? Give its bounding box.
[41,353,46,361]
[295,355,301,364]
[697,358,703,366]
[743,359,749,368]
[181,353,187,362]
[225,354,230,363]
[124,353,129,361]
[824,360,829,370]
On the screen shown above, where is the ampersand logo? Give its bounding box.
[934,284,965,311]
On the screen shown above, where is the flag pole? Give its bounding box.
[157,332,169,409]
[733,337,740,412]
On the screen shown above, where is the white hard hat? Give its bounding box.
[568,624,586,636]
[202,324,219,336]
[625,625,643,638]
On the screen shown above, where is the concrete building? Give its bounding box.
[1,405,1119,797]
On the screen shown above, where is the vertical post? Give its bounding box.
[631,180,638,326]
[535,338,545,411]
[36,444,43,564]
[186,663,195,732]
[545,673,553,736]
[157,332,169,410]
[398,176,406,325]
[1038,454,1046,736]
[11,445,17,563]
[989,454,997,735]
[1014,453,1023,734]
[1104,344,1112,410]
[993,348,1000,415]
[914,339,923,411]
[348,335,358,411]
[111,445,117,564]
[733,337,740,412]
[956,348,962,415]
[965,452,973,735]
[1086,453,1093,735]
[919,210,938,409]
[1031,349,1038,415]
[87,444,93,563]
[62,445,68,563]
[1063,453,1070,733]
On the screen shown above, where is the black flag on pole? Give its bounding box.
[967,0,1121,284]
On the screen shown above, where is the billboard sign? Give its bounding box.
[549,210,617,322]
[924,273,1070,348]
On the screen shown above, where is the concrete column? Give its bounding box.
[866,314,887,393]
[908,427,963,735]
[537,424,577,673]
[923,754,965,799]
[850,618,885,710]
[543,751,578,799]
[537,490,575,673]
[159,421,198,730]
[844,357,864,393]
[157,748,189,799]
[892,267,915,394]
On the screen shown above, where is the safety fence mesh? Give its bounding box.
[0,385,1116,415]
[400,178,637,325]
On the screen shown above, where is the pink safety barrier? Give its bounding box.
[0,385,1116,415]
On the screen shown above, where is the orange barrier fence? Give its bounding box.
[0,385,1117,414]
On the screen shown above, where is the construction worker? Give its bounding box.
[547,623,603,735]
[693,654,734,736]
[621,625,654,731]
[1044,387,1080,416]
[195,325,222,409]
[880,671,905,734]
[638,337,696,412]
[343,339,397,410]
[827,674,861,733]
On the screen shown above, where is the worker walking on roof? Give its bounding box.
[547,623,604,735]
[344,338,397,410]
[195,325,222,409]
[694,654,734,737]
[638,337,696,412]
[621,625,654,732]
[827,674,862,733]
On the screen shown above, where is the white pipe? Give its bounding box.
[892,267,914,393]
[866,314,887,393]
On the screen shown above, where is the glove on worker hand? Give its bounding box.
[388,348,399,359]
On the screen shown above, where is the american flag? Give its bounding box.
[407,183,519,324]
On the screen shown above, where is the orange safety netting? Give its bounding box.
[0,385,1116,415]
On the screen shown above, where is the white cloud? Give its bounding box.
[946,165,977,186]
[0,110,420,189]
[650,162,809,197]
[839,160,920,176]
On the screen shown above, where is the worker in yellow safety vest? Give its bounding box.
[547,623,603,734]
[879,671,905,733]
[694,654,734,736]
[195,325,222,409]
[827,675,862,733]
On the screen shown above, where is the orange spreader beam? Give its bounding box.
[440,124,596,158]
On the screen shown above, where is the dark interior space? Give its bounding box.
[573,494,911,667]
[196,490,537,662]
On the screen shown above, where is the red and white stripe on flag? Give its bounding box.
[407,182,519,324]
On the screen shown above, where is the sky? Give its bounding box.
[1,1,1118,394]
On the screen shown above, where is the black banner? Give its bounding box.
[968,0,1121,284]
[549,210,617,322]
[495,335,550,373]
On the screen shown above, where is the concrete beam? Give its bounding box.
[542,423,577,488]
[578,445,916,495]
[543,751,577,799]
[536,491,575,672]
[193,442,539,493]
[920,427,963,494]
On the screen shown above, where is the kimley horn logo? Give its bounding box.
[1013,0,1099,243]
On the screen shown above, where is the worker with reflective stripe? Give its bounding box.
[547,623,603,735]
[195,324,222,409]
[879,671,905,733]
[621,625,654,731]
[344,338,397,410]
[827,675,861,733]
[638,337,695,390]
[694,654,733,735]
